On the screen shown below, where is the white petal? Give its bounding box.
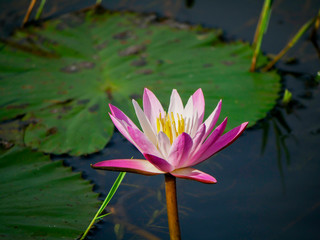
[184,96,194,120]
[157,131,171,158]
[168,89,184,115]
[132,100,157,146]
[190,111,199,137]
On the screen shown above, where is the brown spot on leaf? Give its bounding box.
[163,19,189,29]
[78,61,95,69]
[77,99,90,105]
[63,106,73,112]
[203,63,213,68]
[61,64,79,73]
[89,104,100,113]
[113,31,132,40]
[131,58,147,67]
[222,61,234,66]
[60,61,95,73]
[136,69,154,75]
[46,127,58,136]
[22,85,33,90]
[132,14,156,28]
[94,41,108,50]
[58,90,68,95]
[55,14,85,31]
[156,60,164,65]
[105,88,113,101]
[50,108,59,114]
[6,103,29,109]
[118,45,146,56]
[143,39,151,44]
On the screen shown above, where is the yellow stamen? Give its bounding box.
[157,118,161,133]
[156,112,186,144]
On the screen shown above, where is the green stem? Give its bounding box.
[35,0,46,20]
[250,0,273,72]
[80,172,126,240]
[263,10,319,71]
[165,174,181,240]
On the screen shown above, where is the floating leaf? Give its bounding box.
[0,147,99,240]
[0,9,281,155]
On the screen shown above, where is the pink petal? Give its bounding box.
[127,126,162,158]
[191,123,206,150]
[190,117,228,166]
[196,121,249,163]
[109,113,135,145]
[168,89,184,115]
[143,88,165,130]
[92,159,165,175]
[171,167,217,184]
[203,100,222,140]
[168,132,193,168]
[109,104,138,129]
[180,123,206,168]
[192,88,205,125]
[144,153,174,172]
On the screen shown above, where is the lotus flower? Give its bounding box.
[92,88,248,184]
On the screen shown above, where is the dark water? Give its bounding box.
[1,0,319,239]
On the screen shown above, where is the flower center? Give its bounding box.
[156,112,185,144]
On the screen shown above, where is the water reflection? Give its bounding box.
[260,107,292,192]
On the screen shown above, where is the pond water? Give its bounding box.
[1,0,319,239]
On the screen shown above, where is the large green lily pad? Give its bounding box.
[0,8,280,155]
[0,146,99,239]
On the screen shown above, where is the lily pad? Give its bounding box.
[0,146,99,240]
[0,8,280,155]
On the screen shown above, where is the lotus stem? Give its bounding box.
[262,13,318,72]
[250,0,273,72]
[22,0,37,27]
[165,174,181,240]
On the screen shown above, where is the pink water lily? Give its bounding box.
[92,88,248,184]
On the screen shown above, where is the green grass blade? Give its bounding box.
[263,10,319,71]
[250,0,273,72]
[96,213,112,219]
[97,171,126,215]
[80,171,126,240]
[35,0,47,20]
